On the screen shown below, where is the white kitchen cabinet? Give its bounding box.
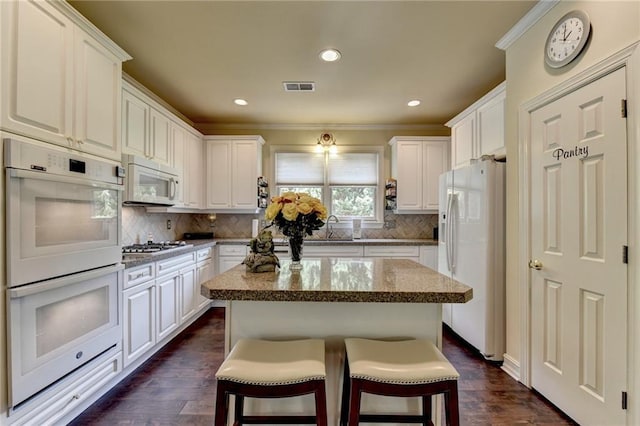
[446,82,506,169]
[217,244,249,274]
[0,0,129,161]
[196,247,214,309]
[121,81,174,166]
[389,136,450,213]
[185,131,204,208]
[364,245,420,263]
[204,136,264,211]
[419,245,438,270]
[179,265,197,323]
[155,272,180,341]
[171,122,187,207]
[122,279,156,367]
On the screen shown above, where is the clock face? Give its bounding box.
[545,11,591,68]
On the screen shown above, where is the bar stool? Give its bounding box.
[340,338,460,426]
[214,338,328,426]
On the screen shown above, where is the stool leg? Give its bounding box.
[214,382,230,426]
[422,395,432,426]
[348,379,362,426]
[314,381,328,426]
[445,381,460,426]
[340,357,351,426]
[234,394,244,426]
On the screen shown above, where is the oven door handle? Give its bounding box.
[8,169,123,191]
[9,264,124,299]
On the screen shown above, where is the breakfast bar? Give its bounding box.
[201,257,472,425]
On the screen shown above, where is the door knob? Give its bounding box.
[528,259,543,270]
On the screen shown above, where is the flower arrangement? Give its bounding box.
[264,192,328,238]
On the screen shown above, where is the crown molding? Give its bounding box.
[495,0,559,51]
[194,122,448,132]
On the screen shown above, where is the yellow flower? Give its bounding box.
[264,202,282,221]
[281,192,297,203]
[270,195,283,204]
[282,203,299,221]
[297,202,313,215]
[314,204,328,220]
[298,194,314,205]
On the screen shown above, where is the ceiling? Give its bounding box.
[69,1,536,128]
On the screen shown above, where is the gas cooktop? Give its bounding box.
[122,241,193,257]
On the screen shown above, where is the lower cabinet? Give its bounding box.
[122,248,212,368]
[217,244,248,274]
[123,279,156,367]
[156,272,180,341]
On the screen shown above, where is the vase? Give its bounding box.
[288,235,304,271]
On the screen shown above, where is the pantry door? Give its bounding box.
[529,67,627,425]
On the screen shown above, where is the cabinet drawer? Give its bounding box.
[364,246,420,257]
[124,263,155,289]
[196,246,213,262]
[218,245,248,256]
[156,252,196,277]
[304,245,364,257]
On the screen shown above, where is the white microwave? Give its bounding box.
[123,155,179,206]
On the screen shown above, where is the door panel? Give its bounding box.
[530,67,627,425]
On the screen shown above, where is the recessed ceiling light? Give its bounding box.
[319,48,341,62]
[407,100,421,107]
[234,98,248,106]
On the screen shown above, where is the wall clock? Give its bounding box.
[544,10,591,68]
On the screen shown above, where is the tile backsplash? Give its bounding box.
[122,207,438,245]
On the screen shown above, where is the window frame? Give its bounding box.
[270,145,384,224]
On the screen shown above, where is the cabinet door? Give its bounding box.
[150,108,171,166]
[156,273,179,341]
[1,0,74,145]
[179,266,197,323]
[122,89,149,157]
[171,123,187,207]
[123,281,156,367]
[205,141,231,208]
[231,139,259,208]
[477,92,505,157]
[395,141,423,210]
[451,113,475,169]
[74,27,121,161]
[219,257,245,274]
[196,260,213,309]
[187,133,203,208]
[423,141,449,211]
[419,245,438,270]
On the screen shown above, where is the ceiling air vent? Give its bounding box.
[283,81,315,92]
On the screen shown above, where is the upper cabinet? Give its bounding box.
[204,136,264,211]
[122,80,173,167]
[389,136,450,213]
[446,82,506,169]
[0,0,130,161]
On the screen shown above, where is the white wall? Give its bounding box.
[503,0,639,380]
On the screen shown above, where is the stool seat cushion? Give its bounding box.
[216,339,326,385]
[344,338,459,385]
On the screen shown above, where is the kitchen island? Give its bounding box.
[201,257,472,425]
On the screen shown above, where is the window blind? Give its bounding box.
[275,152,325,185]
[328,153,378,185]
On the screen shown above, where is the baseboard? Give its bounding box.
[501,353,521,382]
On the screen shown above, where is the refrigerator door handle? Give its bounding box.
[445,193,454,272]
[449,193,458,272]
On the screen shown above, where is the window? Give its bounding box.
[274,148,382,221]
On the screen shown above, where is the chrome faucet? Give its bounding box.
[325,215,339,239]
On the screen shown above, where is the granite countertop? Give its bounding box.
[214,238,438,246]
[122,239,217,268]
[201,258,472,304]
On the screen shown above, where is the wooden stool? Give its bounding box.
[340,338,460,426]
[214,338,328,426]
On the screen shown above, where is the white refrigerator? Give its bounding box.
[438,158,505,361]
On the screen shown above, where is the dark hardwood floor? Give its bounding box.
[70,307,576,425]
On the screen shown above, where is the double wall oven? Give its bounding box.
[5,135,124,408]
